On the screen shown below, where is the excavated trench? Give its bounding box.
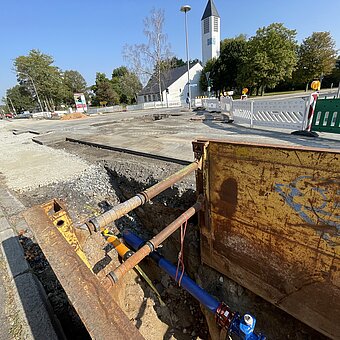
[16,140,327,340]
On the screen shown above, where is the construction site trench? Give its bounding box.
[0,124,331,339]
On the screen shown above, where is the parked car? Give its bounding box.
[0,112,14,119]
[15,111,32,119]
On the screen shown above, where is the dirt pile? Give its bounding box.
[60,112,88,120]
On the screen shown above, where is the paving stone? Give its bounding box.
[0,217,11,232]
[0,228,30,278]
[0,188,25,216]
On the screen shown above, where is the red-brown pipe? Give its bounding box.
[106,199,202,284]
[86,160,200,232]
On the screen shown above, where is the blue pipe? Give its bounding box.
[122,230,220,313]
[122,230,266,340]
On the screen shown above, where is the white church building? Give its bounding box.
[137,0,221,105]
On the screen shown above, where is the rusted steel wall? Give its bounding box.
[194,140,339,339]
[24,205,144,340]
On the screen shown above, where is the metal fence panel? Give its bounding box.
[229,98,307,130]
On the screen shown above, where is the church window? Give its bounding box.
[207,38,216,46]
[144,95,147,102]
[204,18,209,34]
[214,17,218,32]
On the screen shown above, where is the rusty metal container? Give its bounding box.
[193,139,339,339]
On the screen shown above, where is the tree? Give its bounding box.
[63,70,87,105]
[5,85,35,112]
[14,49,66,110]
[212,35,248,91]
[321,56,340,88]
[244,23,297,95]
[294,32,337,86]
[200,58,217,93]
[91,73,119,106]
[123,8,173,101]
[63,70,87,93]
[111,66,142,104]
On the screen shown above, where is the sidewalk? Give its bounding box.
[0,187,58,340]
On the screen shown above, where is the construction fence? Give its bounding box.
[88,100,182,114]
[312,98,340,133]
[202,96,310,131]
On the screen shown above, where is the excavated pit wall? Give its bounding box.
[12,138,327,340]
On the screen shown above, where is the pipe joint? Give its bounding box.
[215,302,235,331]
[136,193,147,205]
[123,250,134,261]
[107,271,119,284]
[145,241,155,252]
[89,217,100,232]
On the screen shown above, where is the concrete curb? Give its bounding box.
[0,188,59,339]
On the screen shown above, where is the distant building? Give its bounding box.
[201,0,221,65]
[137,62,203,105]
[138,1,221,104]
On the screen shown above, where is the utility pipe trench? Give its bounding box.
[84,160,200,232]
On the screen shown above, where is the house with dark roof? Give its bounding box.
[137,0,221,105]
[137,62,203,105]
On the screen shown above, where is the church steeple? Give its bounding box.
[201,0,221,65]
[201,0,220,20]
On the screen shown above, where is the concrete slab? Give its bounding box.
[2,108,340,164]
[32,132,67,145]
[0,228,30,277]
[65,113,340,164]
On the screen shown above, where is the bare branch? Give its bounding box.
[122,8,173,96]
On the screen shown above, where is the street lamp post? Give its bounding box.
[180,5,191,109]
[18,71,44,112]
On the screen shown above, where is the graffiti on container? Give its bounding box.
[275,175,339,232]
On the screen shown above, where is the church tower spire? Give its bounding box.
[201,0,220,65]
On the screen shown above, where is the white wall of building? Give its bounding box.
[201,16,220,65]
[137,63,203,105]
[166,63,203,104]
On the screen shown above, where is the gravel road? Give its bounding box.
[0,126,89,192]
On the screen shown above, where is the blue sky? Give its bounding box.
[1,0,340,100]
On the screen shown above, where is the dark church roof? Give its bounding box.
[201,0,220,20]
[139,62,200,96]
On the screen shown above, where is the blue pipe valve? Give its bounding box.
[230,312,266,340]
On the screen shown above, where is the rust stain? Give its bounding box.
[216,178,238,218]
